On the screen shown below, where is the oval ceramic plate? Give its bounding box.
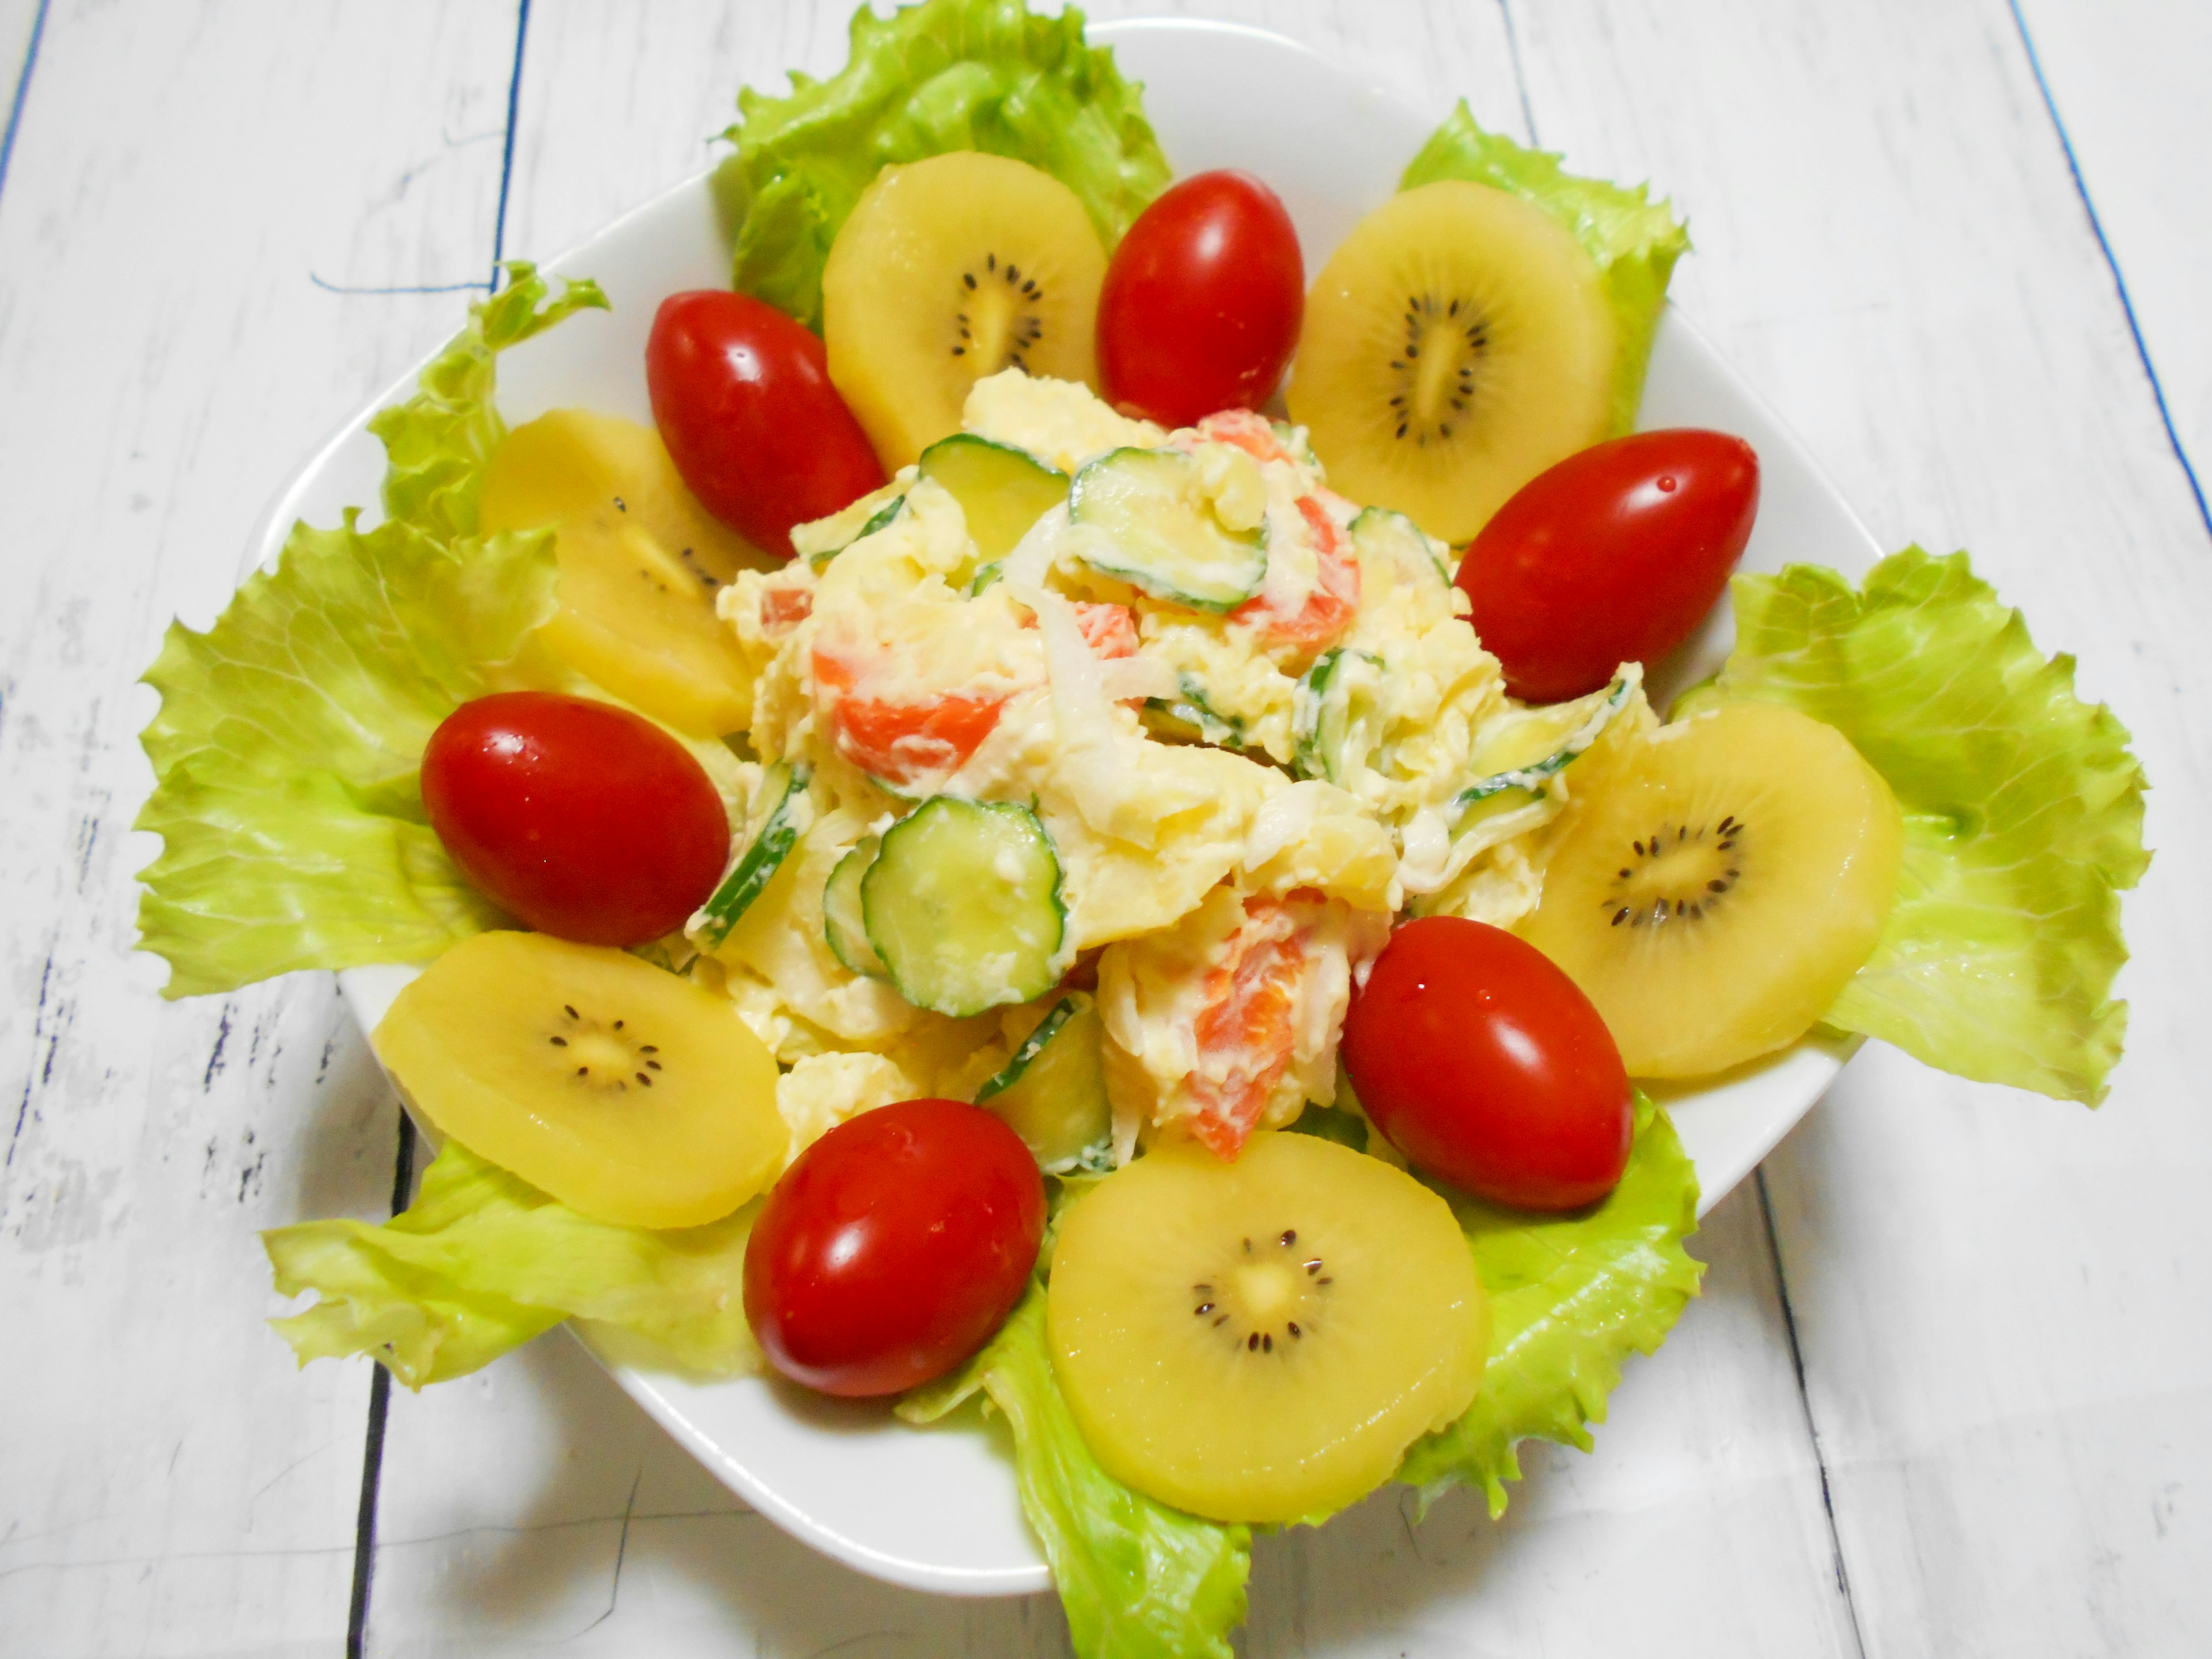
[255,17,1881,1602]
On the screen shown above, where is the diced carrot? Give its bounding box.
[1186,898,1312,1160]
[1229,495,1359,650]
[812,643,1008,790]
[761,586,812,631]
[1073,601,1141,660]
[1193,408,1295,466]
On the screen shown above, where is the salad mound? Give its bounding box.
[132,2,2145,1654]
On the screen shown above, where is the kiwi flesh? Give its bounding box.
[823,152,1107,468]
[1287,180,1615,544]
[373,931,787,1227]
[481,410,766,736]
[1518,702,1904,1077]
[1047,1131,1486,1522]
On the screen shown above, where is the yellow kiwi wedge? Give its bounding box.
[1288,180,1615,543]
[482,409,768,737]
[1519,702,1903,1077]
[374,931,786,1228]
[823,152,1107,469]
[1048,1132,1486,1522]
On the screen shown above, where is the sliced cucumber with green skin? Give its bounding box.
[1292,647,1385,784]
[691,762,811,947]
[1348,504,1454,586]
[974,992,1113,1173]
[1068,447,1268,611]
[861,797,1066,1017]
[822,834,886,977]
[1451,670,1639,832]
[968,560,1004,597]
[809,495,906,571]
[918,434,1070,565]
[1141,673,1252,751]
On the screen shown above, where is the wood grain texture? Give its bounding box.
[0,3,519,1651]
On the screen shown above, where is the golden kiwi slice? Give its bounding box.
[374,931,786,1228]
[1288,180,1615,543]
[823,152,1107,468]
[482,409,768,737]
[1518,702,1903,1077]
[1048,1132,1486,1522]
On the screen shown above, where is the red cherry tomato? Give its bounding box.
[646,290,887,559]
[421,692,729,947]
[745,1099,1046,1398]
[1341,917,1632,1211]
[1456,429,1760,703]
[1097,171,1304,429]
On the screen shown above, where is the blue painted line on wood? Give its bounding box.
[490,0,534,281]
[0,0,54,211]
[2009,0,2212,547]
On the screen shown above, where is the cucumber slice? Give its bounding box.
[822,834,887,978]
[1452,671,1638,833]
[1141,673,1252,750]
[691,763,811,947]
[1348,503,1454,585]
[969,561,1004,596]
[808,495,906,571]
[1068,447,1268,611]
[918,434,1070,564]
[974,993,1113,1173]
[861,797,1066,1016]
[1292,647,1385,783]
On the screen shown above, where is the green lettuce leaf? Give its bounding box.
[370,264,610,544]
[722,0,1172,331]
[1678,548,2147,1103]
[1401,103,1689,434]
[1399,1095,1703,1517]
[264,1139,760,1389]
[135,264,607,998]
[900,1286,1250,1659]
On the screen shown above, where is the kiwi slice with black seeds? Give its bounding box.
[1047,1131,1486,1523]
[1289,180,1616,544]
[1520,702,1904,1077]
[373,931,786,1228]
[823,152,1107,469]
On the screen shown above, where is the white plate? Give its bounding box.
[253,17,1881,1602]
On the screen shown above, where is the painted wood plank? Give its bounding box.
[2013,0,2212,522]
[1503,1,2212,1653]
[361,5,1859,1654]
[0,3,521,1652]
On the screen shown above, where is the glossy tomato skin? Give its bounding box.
[1342,917,1632,1211]
[421,691,729,948]
[1097,171,1304,429]
[646,290,887,559]
[1457,429,1760,703]
[745,1099,1046,1398]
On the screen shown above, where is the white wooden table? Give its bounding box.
[4,2,2207,1653]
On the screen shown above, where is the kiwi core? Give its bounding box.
[546,1004,664,1093]
[1194,1228,1332,1356]
[1393,294,1488,446]
[1607,815,1745,928]
[953,254,1046,373]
